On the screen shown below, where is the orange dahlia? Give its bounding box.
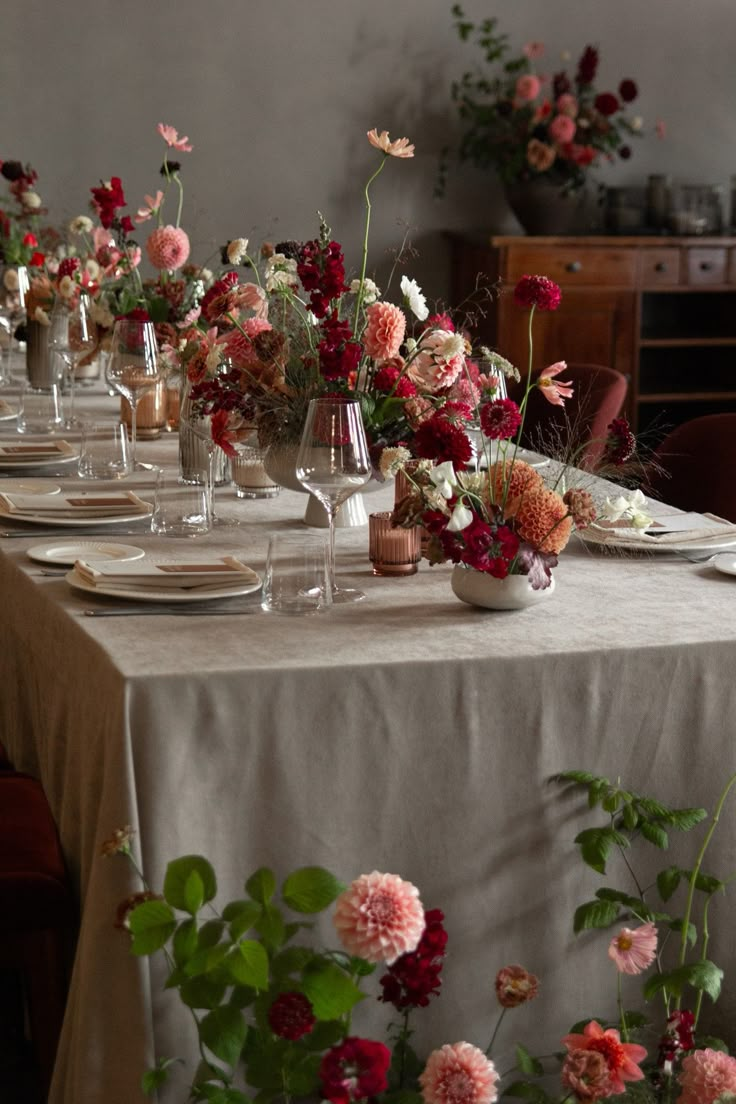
[488,460,544,505]
[512,486,572,554]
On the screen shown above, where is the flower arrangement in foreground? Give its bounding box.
[438,5,663,195]
[107,769,736,1104]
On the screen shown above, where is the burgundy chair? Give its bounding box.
[0,738,14,770]
[0,772,76,1100]
[643,413,736,523]
[509,362,628,469]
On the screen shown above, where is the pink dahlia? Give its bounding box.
[562,1020,647,1096]
[537,361,574,406]
[333,871,425,964]
[419,1042,498,1104]
[146,225,190,271]
[408,330,465,393]
[608,922,657,975]
[513,275,561,312]
[678,1048,736,1104]
[364,301,407,360]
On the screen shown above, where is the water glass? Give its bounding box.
[78,421,132,480]
[17,383,63,434]
[261,531,331,614]
[151,472,210,537]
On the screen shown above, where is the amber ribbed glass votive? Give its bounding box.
[369,511,421,576]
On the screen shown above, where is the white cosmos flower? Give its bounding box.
[400,276,429,321]
[350,277,380,303]
[447,500,474,532]
[429,460,458,499]
[69,215,93,234]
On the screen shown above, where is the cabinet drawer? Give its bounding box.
[503,246,637,287]
[639,248,681,286]
[729,248,736,284]
[686,247,727,285]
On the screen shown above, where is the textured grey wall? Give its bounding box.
[3,0,735,301]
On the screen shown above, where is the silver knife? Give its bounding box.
[84,604,260,617]
[1,527,151,538]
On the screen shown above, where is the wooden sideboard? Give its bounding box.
[448,233,736,438]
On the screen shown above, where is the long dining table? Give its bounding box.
[2,371,736,1103]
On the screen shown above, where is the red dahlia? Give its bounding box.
[513,275,562,312]
[267,991,316,1040]
[480,398,522,440]
[413,412,473,467]
[595,92,620,117]
[619,79,638,102]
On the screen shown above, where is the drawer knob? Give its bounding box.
[655,262,667,273]
[565,261,582,273]
[699,261,713,271]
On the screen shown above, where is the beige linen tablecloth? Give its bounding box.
[2,382,736,1102]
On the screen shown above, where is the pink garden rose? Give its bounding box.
[548,114,577,145]
[333,871,425,964]
[363,301,406,360]
[678,1048,736,1104]
[146,225,190,271]
[516,74,541,101]
[420,1042,498,1104]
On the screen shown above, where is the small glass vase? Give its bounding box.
[451,564,556,609]
[179,378,230,485]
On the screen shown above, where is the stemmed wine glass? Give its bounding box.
[105,318,161,470]
[296,397,371,603]
[48,298,96,429]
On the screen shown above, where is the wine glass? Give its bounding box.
[48,298,96,429]
[296,397,371,603]
[105,318,161,470]
[468,372,508,471]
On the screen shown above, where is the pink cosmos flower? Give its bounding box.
[561,1049,611,1101]
[146,226,191,271]
[135,190,164,223]
[227,282,269,320]
[367,129,415,158]
[537,361,574,406]
[177,305,202,328]
[523,41,544,59]
[548,114,577,145]
[333,871,425,964]
[516,74,541,101]
[562,1020,647,1096]
[157,123,193,152]
[608,922,657,975]
[678,1048,736,1104]
[419,1042,498,1104]
[364,301,407,360]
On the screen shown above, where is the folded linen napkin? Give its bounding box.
[74,555,260,591]
[0,440,76,462]
[0,490,151,517]
[0,399,14,416]
[584,512,736,548]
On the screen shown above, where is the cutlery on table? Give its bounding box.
[83,604,260,617]
[1,527,151,538]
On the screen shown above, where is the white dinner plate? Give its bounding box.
[0,500,153,528]
[578,526,736,556]
[0,410,17,423]
[713,553,736,577]
[27,541,146,567]
[476,446,550,470]
[0,453,79,471]
[0,480,61,495]
[66,568,262,604]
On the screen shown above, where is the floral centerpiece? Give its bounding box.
[0,158,46,269]
[107,768,736,1103]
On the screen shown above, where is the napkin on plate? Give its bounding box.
[585,512,736,548]
[0,490,151,517]
[0,440,76,462]
[0,399,14,416]
[74,555,260,591]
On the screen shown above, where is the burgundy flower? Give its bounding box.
[422,312,455,333]
[603,416,636,465]
[317,312,361,380]
[320,1037,391,1103]
[479,398,522,440]
[267,991,316,1041]
[619,79,638,103]
[120,215,136,235]
[373,363,417,397]
[298,238,348,319]
[658,1009,695,1067]
[513,275,562,312]
[495,964,539,1008]
[576,45,599,86]
[1,160,25,182]
[58,257,80,279]
[90,176,126,229]
[552,71,572,99]
[413,412,473,467]
[201,270,239,323]
[379,908,447,1011]
[619,145,632,160]
[594,92,620,117]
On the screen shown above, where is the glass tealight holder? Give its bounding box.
[369,511,421,577]
[232,445,281,499]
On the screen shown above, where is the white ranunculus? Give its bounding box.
[379,446,411,479]
[21,190,42,210]
[400,276,429,321]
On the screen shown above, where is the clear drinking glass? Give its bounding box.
[48,298,96,429]
[105,318,161,470]
[295,396,371,603]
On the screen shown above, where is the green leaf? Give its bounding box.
[255,903,286,952]
[199,1006,247,1067]
[515,1043,543,1076]
[644,960,723,1002]
[129,899,177,956]
[198,1090,249,1104]
[552,769,600,787]
[573,898,621,933]
[573,828,626,874]
[223,900,262,940]
[198,920,226,950]
[227,940,269,990]
[180,976,228,1010]
[271,946,314,979]
[164,856,217,911]
[302,1019,345,1051]
[622,801,639,831]
[302,961,365,1019]
[666,918,697,947]
[173,918,199,966]
[282,867,344,914]
[246,867,276,905]
[183,943,230,978]
[502,1082,552,1102]
[141,1057,182,1096]
[657,866,682,902]
[640,821,669,849]
[184,870,205,915]
[692,872,726,895]
[668,807,708,831]
[588,779,609,808]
